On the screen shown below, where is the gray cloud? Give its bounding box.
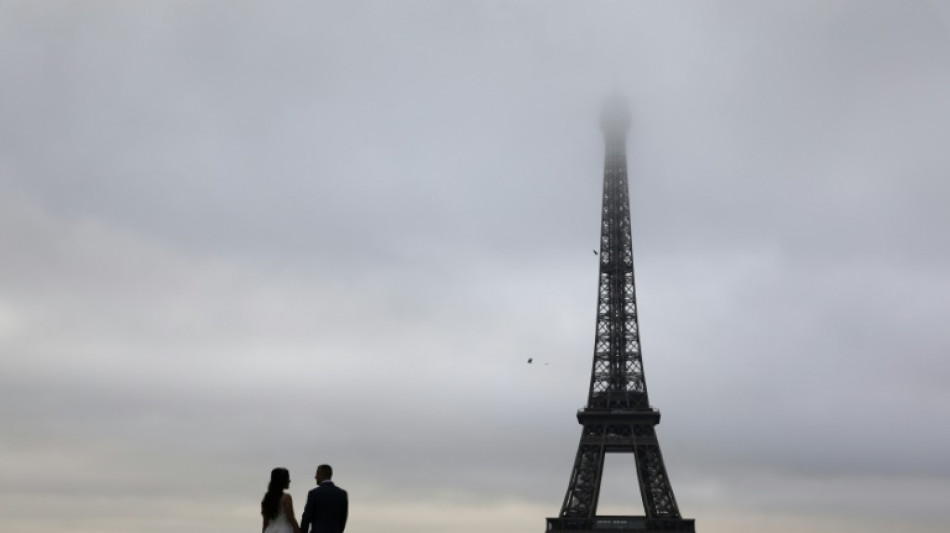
[2,1,949,532]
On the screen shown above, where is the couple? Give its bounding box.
[261,464,348,533]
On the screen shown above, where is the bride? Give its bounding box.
[261,467,301,533]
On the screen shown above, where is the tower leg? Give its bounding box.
[559,425,607,518]
[548,422,694,532]
[632,424,681,519]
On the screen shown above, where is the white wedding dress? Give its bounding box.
[264,500,294,533]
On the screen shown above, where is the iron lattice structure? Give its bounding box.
[546,101,694,533]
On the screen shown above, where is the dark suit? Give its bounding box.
[300,480,348,533]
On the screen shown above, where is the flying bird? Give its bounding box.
[527,358,533,364]
[592,250,599,255]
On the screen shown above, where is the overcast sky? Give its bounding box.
[2,2,949,532]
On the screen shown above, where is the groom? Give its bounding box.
[300,464,348,533]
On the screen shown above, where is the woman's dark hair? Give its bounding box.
[261,467,290,519]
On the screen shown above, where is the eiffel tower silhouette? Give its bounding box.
[546,99,695,533]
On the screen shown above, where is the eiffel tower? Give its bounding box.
[546,99,695,533]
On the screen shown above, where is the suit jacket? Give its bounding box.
[300,481,348,533]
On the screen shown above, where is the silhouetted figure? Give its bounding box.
[300,464,348,533]
[261,467,301,533]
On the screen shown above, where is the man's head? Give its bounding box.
[315,464,333,484]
